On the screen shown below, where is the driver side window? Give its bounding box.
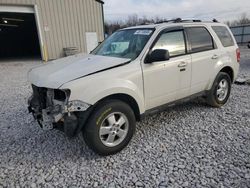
[152,30,186,57]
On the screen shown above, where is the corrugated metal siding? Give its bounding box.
[0,0,104,60]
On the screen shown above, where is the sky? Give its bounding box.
[103,0,250,23]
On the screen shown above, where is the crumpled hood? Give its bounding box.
[28,54,130,88]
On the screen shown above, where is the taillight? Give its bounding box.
[236,48,240,63]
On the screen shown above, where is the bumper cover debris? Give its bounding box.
[28,85,90,130]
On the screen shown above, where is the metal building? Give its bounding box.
[0,0,104,61]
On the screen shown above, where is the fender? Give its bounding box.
[206,55,237,91]
[61,76,145,114]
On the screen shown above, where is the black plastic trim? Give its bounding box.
[141,91,206,118]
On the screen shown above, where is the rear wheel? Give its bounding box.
[207,72,232,107]
[83,100,136,156]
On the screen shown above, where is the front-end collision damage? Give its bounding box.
[28,85,91,135]
[66,100,90,112]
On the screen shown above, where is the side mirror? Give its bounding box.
[145,49,170,64]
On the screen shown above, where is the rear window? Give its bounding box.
[186,27,214,53]
[212,26,235,47]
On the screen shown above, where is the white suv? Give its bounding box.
[28,20,240,155]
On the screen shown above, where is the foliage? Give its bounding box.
[105,13,250,34]
[225,13,250,26]
[105,14,168,34]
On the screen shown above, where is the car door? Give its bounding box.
[142,29,192,110]
[184,26,218,95]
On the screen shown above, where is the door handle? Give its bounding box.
[211,54,219,59]
[178,62,187,68]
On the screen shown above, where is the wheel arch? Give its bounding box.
[219,66,234,82]
[75,93,142,137]
[94,93,141,121]
[207,65,235,91]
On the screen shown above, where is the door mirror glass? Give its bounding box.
[146,49,170,63]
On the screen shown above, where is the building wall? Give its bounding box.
[230,25,250,44]
[0,0,104,60]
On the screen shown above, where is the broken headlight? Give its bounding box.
[54,89,71,102]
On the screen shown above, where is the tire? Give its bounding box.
[83,99,136,156]
[207,72,232,107]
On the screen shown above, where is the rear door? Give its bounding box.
[185,26,218,95]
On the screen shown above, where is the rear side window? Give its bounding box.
[152,30,186,57]
[186,27,214,53]
[212,26,235,47]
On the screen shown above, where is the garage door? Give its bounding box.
[0,6,41,60]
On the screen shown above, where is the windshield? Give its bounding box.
[92,29,154,60]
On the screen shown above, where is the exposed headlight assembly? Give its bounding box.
[66,100,91,112]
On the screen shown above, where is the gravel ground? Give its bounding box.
[0,49,250,188]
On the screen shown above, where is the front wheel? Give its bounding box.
[207,72,232,107]
[83,100,136,156]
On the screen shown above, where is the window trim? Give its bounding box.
[145,26,188,63]
[91,28,155,60]
[184,26,216,54]
[212,26,235,47]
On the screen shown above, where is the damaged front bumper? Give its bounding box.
[28,85,90,131]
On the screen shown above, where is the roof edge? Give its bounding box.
[95,0,104,4]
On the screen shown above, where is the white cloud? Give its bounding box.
[103,0,250,22]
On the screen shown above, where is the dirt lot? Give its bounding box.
[0,49,249,187]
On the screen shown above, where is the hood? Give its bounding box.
[28,54,130,88]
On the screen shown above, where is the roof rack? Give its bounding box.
[156,18,200,24]
[212,18,219,23]
[156,18,219,24]
[179,19,202,23]
[155,18,179,24]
